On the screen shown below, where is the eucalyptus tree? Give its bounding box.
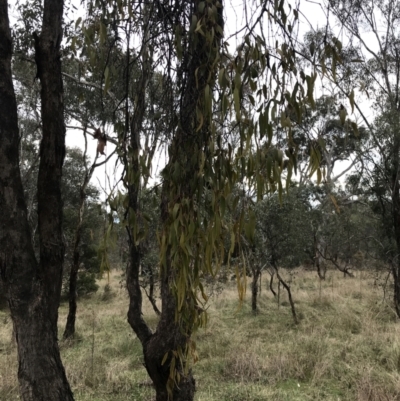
[323,0,400,315]
[10,4,114,340]
[253,187,313,317]
[75,0,343,399]
[0,0,74,400]
[62,145,105,339]
[355,108,400,275]
[282,92,367,278]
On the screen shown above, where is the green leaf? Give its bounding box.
[75,17,82,30]
[190,15,198,33]
[332,36,342,52]
[204,84,211,114]
[89,49,96,66]
[234,88,240,120]
[245,210,256,244]
[349,89,355,114]
[218,68,226,87]
[172,203,180,220]
[309,41,315,56]
[351,121,359,136]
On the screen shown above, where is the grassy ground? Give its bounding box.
[2,268,400,401]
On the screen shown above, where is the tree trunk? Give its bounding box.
[273,264,298,325]
[314,233,326,280]
[123,4,194,400]
[143,265,161,316]
[316,257,326,280]
[124,1,222,399]
[392,131,400,317]
[268,270,277,297]
[251,267,261,312]
[64,147,99,339]
[142,267,196,401]
[63,262,79,339]
[126,208,196,401]
[0,1,74,399]
[63,201,82,339]
[125,73,196,401]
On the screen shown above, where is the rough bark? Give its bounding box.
[36,0,66,329]
[0,0,74,400]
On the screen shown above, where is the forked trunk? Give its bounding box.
[143,278,196,401]
[127,241,196,401]
[142,353,195,401]
[0,0,74,399]
[125,1,222,399]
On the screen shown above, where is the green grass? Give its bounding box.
[2,269,400,400]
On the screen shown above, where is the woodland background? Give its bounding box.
[2,0,400,400]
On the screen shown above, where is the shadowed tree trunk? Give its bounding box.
[268,269,277,297]
[125,1,222,399]
[271,260,298,325]
[63,183,86,340]
[251,266,261,312]
[0,0,74,400]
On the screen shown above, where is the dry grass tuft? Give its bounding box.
[356,370,400,401]
[223,343,266,382]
